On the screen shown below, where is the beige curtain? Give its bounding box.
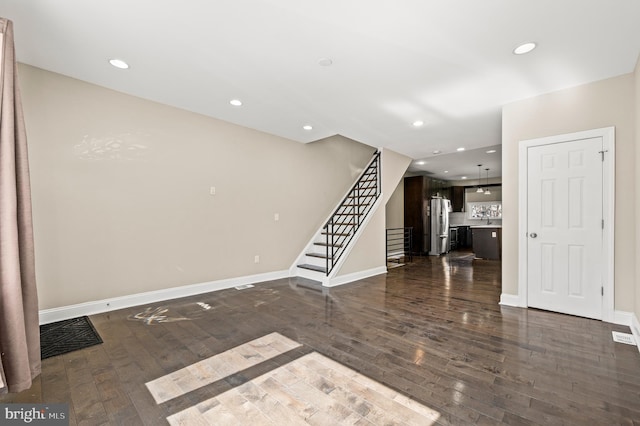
[0,18,41,394]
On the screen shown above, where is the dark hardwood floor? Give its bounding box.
[3,253,640,425]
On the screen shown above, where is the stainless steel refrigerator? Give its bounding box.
[429,197,451,255]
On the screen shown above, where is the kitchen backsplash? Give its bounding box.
[450,212,502,226]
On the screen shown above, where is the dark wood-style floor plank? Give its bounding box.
[3,253,640,425]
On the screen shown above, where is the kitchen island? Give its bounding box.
[471,225,502,260]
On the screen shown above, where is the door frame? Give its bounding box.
[518,127,615,322]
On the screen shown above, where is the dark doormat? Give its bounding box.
[40,316,103,359]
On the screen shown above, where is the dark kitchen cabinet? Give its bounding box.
[404,176,431,254]
[456,225,471,248]
[472,227,502,260]
[450,186,465,212]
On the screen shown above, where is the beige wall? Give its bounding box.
[385,181,404,229]
[19,64,377,309]
[502,73,636,312]
[335,208,386,276]
[380,148,412,206]
[383,149,411,230]
[465,186,502,203]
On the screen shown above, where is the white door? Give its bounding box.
[526,137,603,319]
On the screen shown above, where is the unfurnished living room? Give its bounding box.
[1,2,640,425]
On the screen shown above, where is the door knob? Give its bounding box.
[530,232,537,238]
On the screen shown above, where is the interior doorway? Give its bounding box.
[518,127,615,321]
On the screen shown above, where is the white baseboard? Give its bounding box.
[39,270,289,325]
[632,313,640,353]
[326,267,387,288]
[499,293,523,307]
[611,310,633,326]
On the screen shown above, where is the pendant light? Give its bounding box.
[484,168,491,195]
[476,165,484,193]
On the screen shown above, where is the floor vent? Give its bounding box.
[235,284,254,290]
[612,331,636,346]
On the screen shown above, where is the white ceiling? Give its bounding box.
[2,1,639,179]
[408,144,502,181]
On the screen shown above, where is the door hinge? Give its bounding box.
[601,287,604,296]
[599,150,608,161]
[602,219,604,229]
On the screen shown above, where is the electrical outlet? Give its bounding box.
[274,213,279,221]
[209,186,216,195]
[254,255,260,263]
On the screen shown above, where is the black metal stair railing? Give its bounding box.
[386,227,413,265]
[322,151,381,275]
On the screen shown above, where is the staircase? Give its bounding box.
[295,151,381,282]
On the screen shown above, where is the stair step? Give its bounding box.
[314,242,343,248]
[306,252,331,259]
[321,231,351,236]
[297,264,327,273]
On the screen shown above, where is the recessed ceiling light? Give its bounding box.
[486,149,497,154]
[444,170,449,173]
[461,176,468,180]
[303,125,313,131]
[513,42,537,55]
[432,150,441,154]
[318,58,333,66]
[109,59,129,69]
[412,120,424,127]
[416,161,425,165]
[457,147,465,152]
[229,99,243,107]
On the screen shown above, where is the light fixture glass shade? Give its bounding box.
[484,188,491,195]
[476,187,484,193]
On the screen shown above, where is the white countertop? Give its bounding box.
[470,225,502,228]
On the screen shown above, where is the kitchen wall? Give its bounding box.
[450,186,502,226]
[502,72,636,313]
[465,186,502,203]
[19,64,378,310]
[450,215,502,227]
